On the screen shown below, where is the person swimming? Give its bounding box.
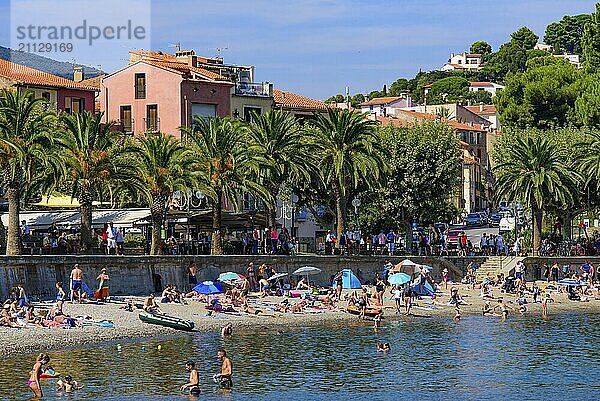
[221,323,233,336]
[180,360,200,396]
[28,353,50,398]
[56,375,81,392]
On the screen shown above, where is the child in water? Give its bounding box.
[56,375,81,392]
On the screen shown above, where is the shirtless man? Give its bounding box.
[493,299,513,322]
[215,349,233,389]
[221,323,233,337]
[180,360,200,395]
[143,294,160,313]
[70,264,83,303]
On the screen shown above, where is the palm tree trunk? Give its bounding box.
[532,202,543,256]
[79,186,93,253]
[333,185,347,250]
[6,185,21,256]
[266,203,276,229]
[212,188,223,255]
[150,195,166,255]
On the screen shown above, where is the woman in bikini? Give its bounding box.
[28,353,50,397]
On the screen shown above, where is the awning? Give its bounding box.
[188,210,267,230]
[0,211,78,229]
[59,208,152,229]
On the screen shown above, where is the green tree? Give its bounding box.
[184,116,265,255]
[312,109,386,246]
[426,76,469,104]
[470,41,492,55]
[0,90,59,255]
[582,3,600,71]
[350,93,365,108]
[495,57,580,129]
[544,14,592,54]
[247,110,315,228]
[325,94,345,104]
[481,41,528,81]
[61,111,135,252]
[493,131,580,253]
[389,78,410,96]
[132,133,196,255]
[367,121,461,243]
[575,73,600,127]
[511,26,539,49]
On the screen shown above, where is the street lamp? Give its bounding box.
[352,197,361,226]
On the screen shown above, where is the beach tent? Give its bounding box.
[390,259,421,275]
[410,279,435,296]
[332,269,362,289]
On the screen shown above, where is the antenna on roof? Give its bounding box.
[169,42,181,52]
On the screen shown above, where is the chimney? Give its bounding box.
[479,102,484,112]
[188,55,198,67]
[73,66,84,82]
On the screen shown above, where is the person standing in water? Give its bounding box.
[181,361,200,395]
[215,349,233,389]
[493,299,513,322]
[28,353,50,397]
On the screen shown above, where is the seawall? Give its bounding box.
[1,255,596,300]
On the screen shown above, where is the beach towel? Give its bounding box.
[94,277,110,300]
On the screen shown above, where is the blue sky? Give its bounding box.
[0,0,597,99]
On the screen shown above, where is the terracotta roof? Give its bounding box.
[145,60,229,81]
[465,105,497,115]
[273,89,328,110]
[469,81,494,87]
[79,74,105,89]
[375,116,471,147]
[0,59,98,91]
[360,96,402,106]
[443,63,466,69]
[465,53,482,58]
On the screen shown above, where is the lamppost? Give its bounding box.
[352,197,361,227]
[172,189,205,240]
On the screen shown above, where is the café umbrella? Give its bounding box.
[192,281,223,295]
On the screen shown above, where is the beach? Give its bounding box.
[2,280,599,358]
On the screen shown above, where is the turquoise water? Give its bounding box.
[2,313,599,401]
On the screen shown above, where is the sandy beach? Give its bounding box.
[2,281,598,358]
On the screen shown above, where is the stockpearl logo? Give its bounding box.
[10,0,151,71]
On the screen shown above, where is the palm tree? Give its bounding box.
[183,116,266,255]
[312,109,386,247]
[61,111,136,252]
[0,90,58,255]
[247,110,316,227]
[494,135,580,253]
[131,133,196,255]
[579,131,600,187]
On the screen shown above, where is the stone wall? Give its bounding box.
[0,255,465,300]
[2,254,593,301]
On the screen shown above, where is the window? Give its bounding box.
[64,96,84,114]
[243,107,262,123]
[135,73,146,99]
[146,104,158,132]
[120,105,132,133]
[191,103,216,122]
[41,92,50,101]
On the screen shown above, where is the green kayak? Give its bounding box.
[138,311,195,331]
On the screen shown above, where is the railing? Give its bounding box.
[234,82,271,97]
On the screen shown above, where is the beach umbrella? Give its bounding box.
[387,273,411,285]
[192,281,223,295]
[293,266,322,275]
[267,272,288,281]
[218,272,245,282]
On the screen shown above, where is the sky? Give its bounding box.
[0,0,598,99]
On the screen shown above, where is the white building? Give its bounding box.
[554,53,582,69]
[469,81,505,96]
[534,43,553,52]
[465,104,500,130]
[360,95,416,117]
[441,53,483,71]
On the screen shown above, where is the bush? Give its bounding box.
[125,234,146,248]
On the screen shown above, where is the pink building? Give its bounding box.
[0,59,97,113]
[100,51,233,138]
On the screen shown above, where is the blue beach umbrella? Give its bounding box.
[387,273,412,285]
[192,281,223,295]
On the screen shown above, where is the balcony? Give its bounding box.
[234,82,272,97]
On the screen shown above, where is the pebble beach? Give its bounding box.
[2,281,599,358]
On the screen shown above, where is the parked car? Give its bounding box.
[499,216,516,233]
[446,229,463,249]
[465,212,486,227]
[488,213,502,227]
